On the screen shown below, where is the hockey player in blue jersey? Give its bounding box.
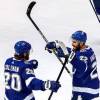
[4,40,61,100]
[45,30,99,100]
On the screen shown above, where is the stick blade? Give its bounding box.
[26,1,36,16]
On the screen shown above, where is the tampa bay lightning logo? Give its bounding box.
[80,56,88,62]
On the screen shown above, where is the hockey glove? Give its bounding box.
[29,60,38,69]
[55,40,69,56]
[45,41,56,53]
[44,80,61,92]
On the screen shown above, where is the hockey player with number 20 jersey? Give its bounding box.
[45,30,99,100]
[4,41,61,100]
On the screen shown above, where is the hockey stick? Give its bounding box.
[89,0,100,23]
[48,57,68,100]
[48,50,75,100]
[26,1,72,77]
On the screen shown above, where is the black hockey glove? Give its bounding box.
[45,41,56,53]
[29,60,38,69]
[44,80,61,92]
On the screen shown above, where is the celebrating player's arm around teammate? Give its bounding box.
[45,30,99,100]
[4,41,61,100]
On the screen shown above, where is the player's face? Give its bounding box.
[72,40,79,50]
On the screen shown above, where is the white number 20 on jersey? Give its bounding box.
[5,72,22,91]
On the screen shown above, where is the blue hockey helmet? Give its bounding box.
[71,30,87,43]
[14,41,31,55]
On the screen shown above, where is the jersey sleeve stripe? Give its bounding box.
[73,86,99,94]
[24,93,34,100]
[4,94,8,100]
[25,77,35,86]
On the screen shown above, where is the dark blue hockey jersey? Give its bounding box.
[92,0,100,14]
[4,57,45,100]
[56,46,99,98]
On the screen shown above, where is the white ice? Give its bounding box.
[0,0,100,100]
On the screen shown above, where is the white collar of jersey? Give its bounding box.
[80,45,90,52]
[13,57,29,61]
[13,57,21,61]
